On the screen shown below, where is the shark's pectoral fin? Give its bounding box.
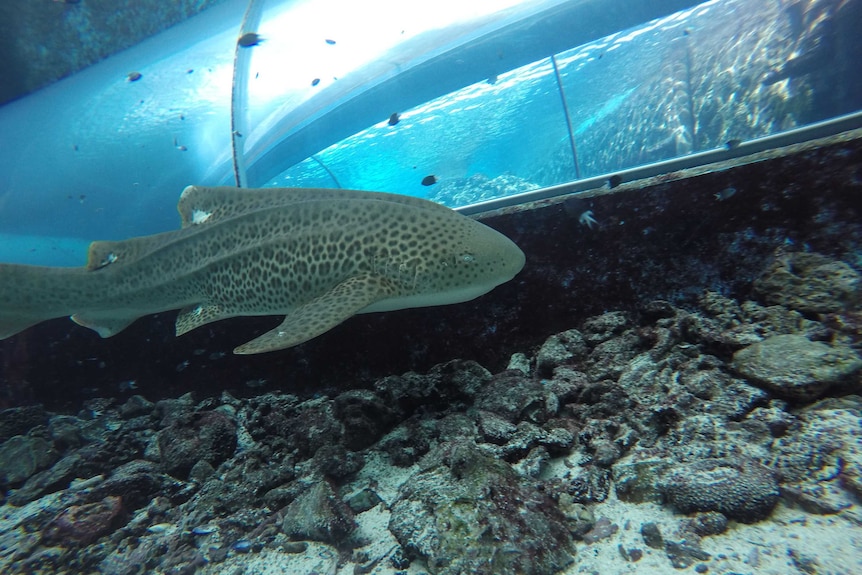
[176,304,231,336]
[71,313,140,338]
[233,274,393,354]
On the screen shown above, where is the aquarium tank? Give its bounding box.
[0,0,861,574]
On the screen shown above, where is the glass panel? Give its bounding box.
[267,0,862,209]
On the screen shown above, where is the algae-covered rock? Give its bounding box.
[282,480,356,543]
[733,334,862,401]
[536,329,589,376]
[753,252,861,313]
[657,457,779,522]
[389,442,574,575]
[0,435,58,485]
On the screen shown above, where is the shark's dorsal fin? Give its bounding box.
[233,273,395,354]
[84,231,194,271]
[176,186,452,228]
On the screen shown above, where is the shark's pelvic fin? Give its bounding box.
[175,303,231,336]
[71,313,140,338]
[233,274,394,354]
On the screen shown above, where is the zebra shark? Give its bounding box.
[0,186,525,353]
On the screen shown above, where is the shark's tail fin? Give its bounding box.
[0,262,90,340]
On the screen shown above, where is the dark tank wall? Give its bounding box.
[1,130,860,410]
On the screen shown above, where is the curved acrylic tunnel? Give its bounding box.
[0,0,705,265]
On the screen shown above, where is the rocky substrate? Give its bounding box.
[1,250,860,575]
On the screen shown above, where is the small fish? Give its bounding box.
[127,72,142,82]
[421,175,437,186]
[232,539,253,553]
[79,194,87,204]
[176,360,190,372]
[714,187,736,201]
[725,139,741,150]
[608,175,622,188]
[245,378,268,388]
[311,78,320,86]
[192,525,218,535]
[238,33,263,47]
[325,39,336,45]
[388,113,400,126]
[147,523,174,534]
[117,379,137,392]
[173,137,188,152]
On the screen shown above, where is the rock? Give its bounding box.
[188,460,215,483]
[86,460,169,510]
[536,329,589,376]
[475,371,555,423]
[685,292,820,349]
[640,522,664,549]
[48,415,85,450]
[9,453,89,505]
[586,331,644,381]
[388,442,574,575]
[665,540,711,569]
[378,418,435,467]
[375,360,492,415]
[567,465,611,504]
[0,435,58,485]
[657,457,779,522]
[477,410,518,444]
[119,395,155,418]
[345,487,382,513]
[153,394,195,426]
[282,481,356,543]
[506,352,531,375]
[157,410,237,479]
[43,495,125,546]
[0,406,48,443]
[753,252,861,313]
[613,454,672,503]
[332,389,397,450]
[437,413,478,442]
[686,511,729,536]
[733,334,862,401]
[582,311,631,344]
[581,517,618,544]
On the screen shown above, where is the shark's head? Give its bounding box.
[363,210,525,313]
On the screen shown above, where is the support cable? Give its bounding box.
[551,54,581,180]
[230,0,265,187]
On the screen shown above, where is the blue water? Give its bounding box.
[0,0,859,264]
